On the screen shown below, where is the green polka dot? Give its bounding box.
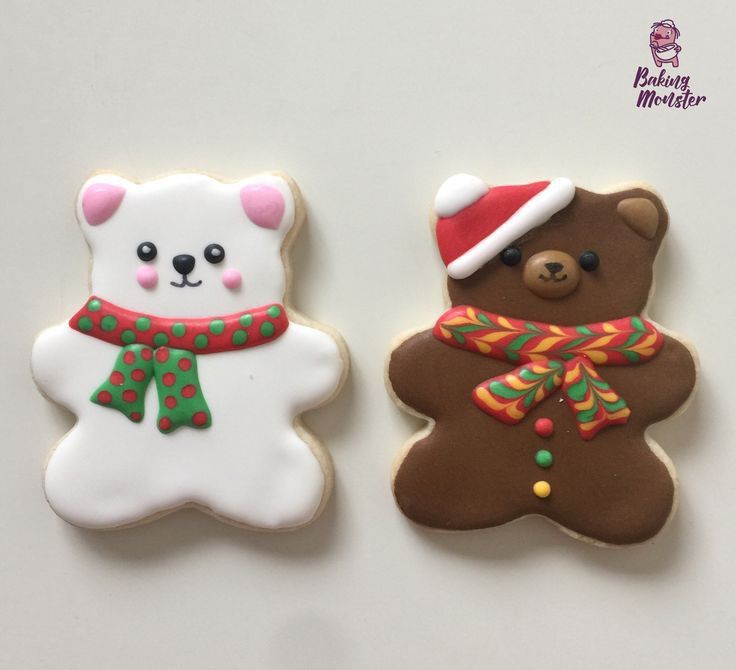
[239,314,253,327]
[135,317,151,332]
[535,450,554,469]
[121,329,137,344]
[100,315,118,332]
[260,322,275,338]
[232,330,248,346]
[266,305,282,318]
[171,322,186,338]
[153,332,169,347]
[209,320,225,335]
[194,334,209,349]
[87,299,101,312]
[77,316,93,332]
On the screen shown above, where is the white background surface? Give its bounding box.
[1,1,733,668]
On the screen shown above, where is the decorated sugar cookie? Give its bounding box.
[387,174,697,545]
[32,172,347,529]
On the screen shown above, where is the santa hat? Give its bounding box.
[434,174,575,279]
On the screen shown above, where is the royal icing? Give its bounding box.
[388,175,697,545]
[434,176,575,279]
[32,172,345,530]
[434,306,663,440]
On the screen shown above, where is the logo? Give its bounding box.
[649,19,681,68]
[633,19,707,109]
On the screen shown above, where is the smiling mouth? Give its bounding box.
[170,275,202,288]
[539,273,568,283]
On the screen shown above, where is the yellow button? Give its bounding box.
[533,480,551,498]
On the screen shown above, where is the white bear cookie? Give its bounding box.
[32,172,347,530]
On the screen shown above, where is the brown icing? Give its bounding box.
[522,249,580,298]
[617,197,660,240]
[388,187,696,545]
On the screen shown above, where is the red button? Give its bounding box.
[534,418,554,438]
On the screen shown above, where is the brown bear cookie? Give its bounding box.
[387,174,697,546]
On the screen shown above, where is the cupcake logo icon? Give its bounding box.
[649,19,681,67]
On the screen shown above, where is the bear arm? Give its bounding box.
[286,324,344,413]
[388,331,437,414]
[388,329,489,418]
[31,324,84,406]
[626,333,696,424]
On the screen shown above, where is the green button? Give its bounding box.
[535,449,553,469]
[87,299,101,312]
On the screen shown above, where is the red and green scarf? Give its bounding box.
[70,297,289,434]
[433,306,663,440]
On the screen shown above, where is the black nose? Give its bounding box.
[545,262,564,275]
[173,254,196,276]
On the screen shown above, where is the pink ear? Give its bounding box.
[240,184,285,229]
[82,183,126,225]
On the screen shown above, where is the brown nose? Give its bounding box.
[523,250,580,299]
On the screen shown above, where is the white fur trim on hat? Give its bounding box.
[446,177,576,280]
[434,174,489,218]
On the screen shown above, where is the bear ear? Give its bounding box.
[239,174,296,236]
[77,174,132,226]
[616,196,661,240]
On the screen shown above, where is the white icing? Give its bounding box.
[434,173,489,218]
[446,177,576,279]
[77,173,297,318]
[32,173,344,529]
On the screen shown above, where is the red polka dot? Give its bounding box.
[123,351,136,365]
[192,411,208,426]
[122,389,137,403]
[162,372,177,387]
[141,348,153,361]
[109,371,125,386]
[534,418,555,438]
[165,395,177,409]
[178,358,192,371]
[96,390,112,405]
[156,348,170,363]
[131,368,146,382]
[158,416,172,431]
[130,412,142,422]
[181,384,197,398]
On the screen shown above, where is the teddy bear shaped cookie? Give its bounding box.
[388,174,697,545]
[32,172,346,530]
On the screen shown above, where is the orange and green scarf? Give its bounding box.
[433,306,663,440]
[70,297,289,434]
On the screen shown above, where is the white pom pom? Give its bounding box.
[434,173,489,218]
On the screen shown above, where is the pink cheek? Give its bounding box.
[136,265,159,289]
[221,268,242,289]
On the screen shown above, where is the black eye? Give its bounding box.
[500,246,522,266]
[204,243,225,264]
[137,242,157,262]
[579,251,600,272]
